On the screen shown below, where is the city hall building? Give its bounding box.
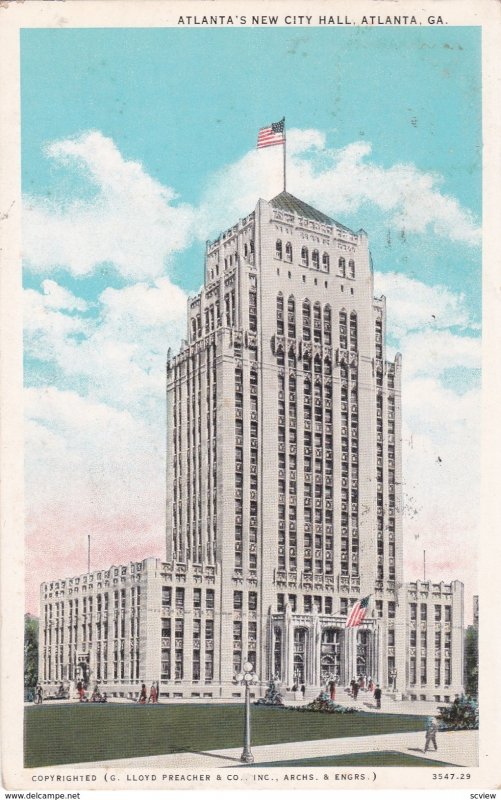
[39,191,464,701]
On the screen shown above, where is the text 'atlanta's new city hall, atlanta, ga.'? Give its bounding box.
[39,183,465,703]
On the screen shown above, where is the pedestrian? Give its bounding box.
[300,683,306,699]
[35,684,43,704]
[368,676,374,693]
[148,682,157,704]
[351,678,359,700]
[138,683,147,704]
[328,677,336,701]
[374,684,382,709]
[76,680,84,702]
[424,717,439,753]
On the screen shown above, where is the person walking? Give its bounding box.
[328,677,336,701]
[148,682,158,704]
[374,684,382,709]
[138,683,147,704]
[424,717,439,753]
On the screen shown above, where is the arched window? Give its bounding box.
[312,250,319,269]
[313,302,322,345]
[301,247,309,267]
[302,300,311,341]
[323,305,331,346]
[350,312,358,352]
[338,257,346,277]
[287,296,296,339]
[349,259,355,279]
[322,252,330,271]
[276,239,283,260]
[285,242,293,262]
[276,293,284,335]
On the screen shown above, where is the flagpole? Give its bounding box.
[283,118,287,193]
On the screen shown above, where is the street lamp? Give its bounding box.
[235,661,259,764]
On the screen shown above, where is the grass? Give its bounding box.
[25,703,428,768]
[242,751,453,768]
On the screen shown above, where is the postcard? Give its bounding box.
[1,0,500,794]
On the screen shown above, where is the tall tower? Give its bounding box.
[166,191,403,692]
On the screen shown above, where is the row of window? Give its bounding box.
[275,240,356,278]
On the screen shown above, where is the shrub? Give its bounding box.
[296,691,359,714]
[437,694,479,730]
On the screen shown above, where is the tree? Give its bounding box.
[24,614,39,689]
[437,694,478,730]
[464,625,478,698]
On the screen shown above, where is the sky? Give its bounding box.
[21,26,481,620]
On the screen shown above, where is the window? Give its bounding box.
[206,589,215,609]
[162,587,172,608]
[233,591,243,610]
[312,249,319,269]
[434,605,441,622]
[420,604,428,622]
[193,588,201,610]
[276,294,284,336]
[388,629,395,646]
[301,247,309,267]
[410,629,417,647]
[175,588,185,610]
[340,598,348,616]
[388,601,396,619]
[338,257,346,277]
[276,239,283,259]
[348,259,355,278]
[322,252,329,270]
[285,242,292,262]
[444,605,452,622]
[376,600,383,619]
[410,603,417,621]
[288,296,296,338]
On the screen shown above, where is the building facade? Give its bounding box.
[39,191,464,701]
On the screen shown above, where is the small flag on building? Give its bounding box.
[346,595,371,628]
[257,118,286,149]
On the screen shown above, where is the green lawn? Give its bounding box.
[25,704,428,768]
[242,751,453,768]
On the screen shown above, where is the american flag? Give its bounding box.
[345,595,371,628]
[257,118,285,149]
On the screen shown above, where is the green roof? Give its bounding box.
[270,191,354,234]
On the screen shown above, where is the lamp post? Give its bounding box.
[235,661,259,764]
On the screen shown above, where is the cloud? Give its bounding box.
[23,131,196,280]
[401,376,480,609]
[24,278,187,416]
[400,328,481,379]
[374,271,474,337]
[198,130,481,247]
[25,387,166,612]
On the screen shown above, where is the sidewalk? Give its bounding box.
[63,730,478,770]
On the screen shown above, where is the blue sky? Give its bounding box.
[21,26,481,615]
